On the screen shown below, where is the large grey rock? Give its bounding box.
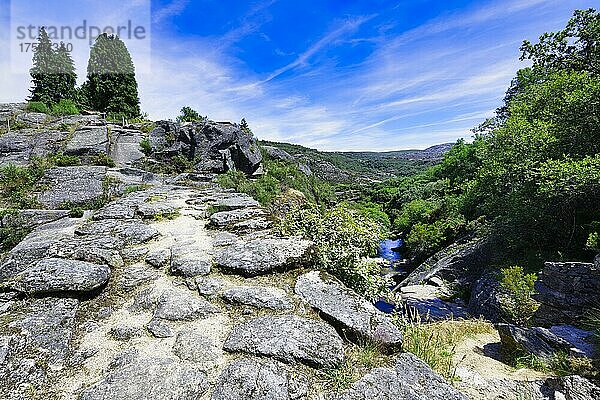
[295,271,402,352]
[153,288,220,321]
[1,209,71,231]
[223,315,344,368]
[209,208,266,228]
[216,238,314,277]
[79,356,209,400]
[468,273,505,322]
[0,297,79,399]
[109,127,146,167]
[211,358,309,400]
[0,129,68,166]
[150,120,263,175]
[37,166,107,209]
[195,277,226,296]
[76,219,159,245]
[549,325,596,358]
[222,286,293,310]
[262,146,295,162]
[145,248,171,268]
[496,323,578,360]
[3,258,110,294]
[64,126,109,156]
[337,353,467,400]
[0,217,80,279]
[545,375,600,400]
[534,261,600,326]
[116,263,158,292]
[172,329,221,370]
[400,237,494,288]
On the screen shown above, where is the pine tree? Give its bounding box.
[54,42,77,102]
[29,28,56,105]
[82,33,141,118]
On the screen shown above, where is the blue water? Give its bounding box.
[374,239,404,314]
[377,239,403,263]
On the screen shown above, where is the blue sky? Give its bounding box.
[0,0,597,150]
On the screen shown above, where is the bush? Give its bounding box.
[0,158,49,209]
[49,152,80,166]
[92,153,116,167]
[587,231,599,252]
[499,266,540,326]
[26,101,50,114]
[139,139,152,156]
[276,203,388,298]
[51,99,79,116]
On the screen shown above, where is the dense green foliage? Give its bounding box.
[29,28,77,107]
[276,203,389,298]
[217,152,335,206]
[51,99,79,116]
[368,9,600,266]
[81,33,141,118]
[177,106,205,122]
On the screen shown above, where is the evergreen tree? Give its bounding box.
[29,28,56,105]
[82,33,140,118]
[54,42,77,102]
[240,118,252,135]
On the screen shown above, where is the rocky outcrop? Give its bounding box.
[149,120,263,175]
[534,261,600,326]
[496,323,588,360]
[223,315,344,368]
[400,284,470,321]
[215,238,314,276]
[153,288,220,321]
[400,237,494,288]
[295,271,403,352]
[337,353,467,400]
[468,272,505,322]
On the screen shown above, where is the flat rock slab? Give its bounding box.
[215,238,314,277]
[170,245,211,277]
[154,288,220,321]
[211,358,310,400]
[0,297,79,398]
[79,356,209,400]
[64,126,109,156]
[223,315,344,369]
[3,258,110,294]
[172,328,221,371]
[497,323,577,360]
[222,286,293,310]
[195,277,226,296]
[295,271,403,352]
[76,219,159,245]
[337,353,467,400]
[209,208,265,228]
[37,166,107,209]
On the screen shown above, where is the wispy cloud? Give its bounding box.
[153,0,190,24]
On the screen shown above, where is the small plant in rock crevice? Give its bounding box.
[498,266,539,326]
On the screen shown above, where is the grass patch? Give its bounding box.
[395,311,495,379]
[318,341,391,391]
[92,153,116,167]
[124,184,150,194]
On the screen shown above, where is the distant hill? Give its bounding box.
[259,140,454,183]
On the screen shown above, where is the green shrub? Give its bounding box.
[49,152,80,166]
[92,153,116,167]
[139,139,152,156]
[276,203,388,298]
[26,101,50,114]
[499,266,540,326]
[51,99,79,116]
[0,158,49,209]
[124,184,150,194]
[587,231,599,252]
